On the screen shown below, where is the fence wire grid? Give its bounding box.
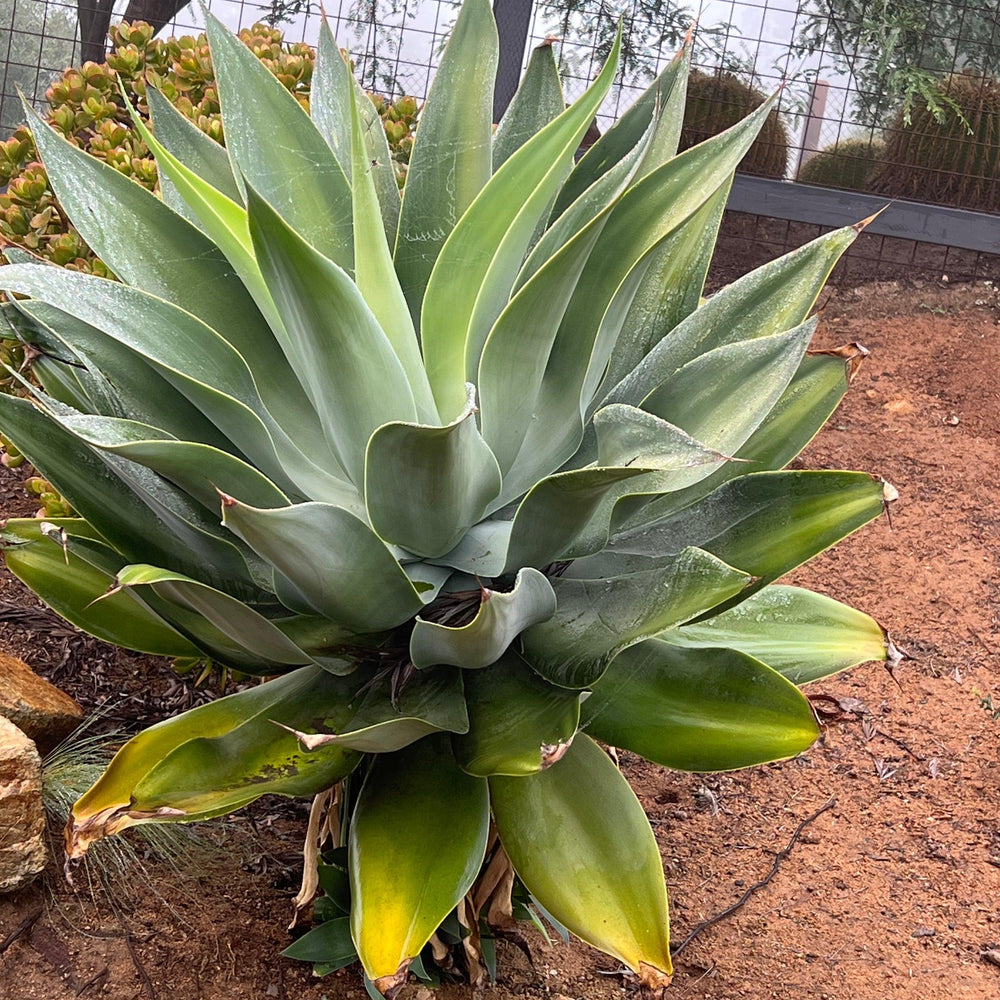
[3,0,999,280]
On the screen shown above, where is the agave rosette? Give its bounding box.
[0,0,890,990]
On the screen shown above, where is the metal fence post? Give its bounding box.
[493,0,533,121]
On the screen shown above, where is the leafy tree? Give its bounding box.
[797,0,1000,127]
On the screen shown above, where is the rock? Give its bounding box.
[0,651,82,750]
[0,715,48,892]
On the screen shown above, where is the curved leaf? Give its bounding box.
[410,568,556,669]
[453,653,580,776]
[347,79,435,420]
[521,547,751,688]
[350,736,490,984]
[605,224,859,410]
[48,411,289,511]
[247,185,417,483]
[492,40,565,169]
[490,735,672,985]
[663,585,889,685]
[0,393,267,597]
[593,470,885,590]
[290,668,469,753]
[364,385,501,557]
[0,519,199,658]
[421,28,620,419]
[220,496,425,631]
[112,564,331,668]
[68,666,362,856]
[581,639,819,771]
[394,0,498,323]
[205,11,354,269]
[146,86,241,204]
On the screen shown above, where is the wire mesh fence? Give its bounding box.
[3,0,999,279]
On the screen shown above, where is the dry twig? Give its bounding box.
[671,798,837,958]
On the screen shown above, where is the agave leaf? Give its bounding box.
[313,19,401,244]
[620,351,855,532]
[26,97,262,350]
[146,86,242,205]
[204,12,354,269]
[0,264,308,495]
[501,466,651,573]
[505,97,780,481]
[68,666,362,856]
[220,496,426,631]
[591,470,885,590]
[66,667,358,857]
[111,564,332,668]
[478,211,611,482]
[640,321,816,455]
[0,394,267,597]
[44,411,289,511]
[599,180,730,395]
[309,18,353,171]
[452,653,580,776]
[0,519,200,657]
[125,106,269,308]
[409,567,556,669]
[365,385,501,557]
[605,225,859,410]
[492,39,565,169]
[347,79,435,420]
[581,640,820,771]
[394,0,498,323]
[282,916,356,967]
[421,28,620,419]
[10,301,229,448]
[131,705,360,821]
[350,736,490,984]
[428,519,513,577]
[246,185,417,483]
[295,668,469,753]
[521,547,752,688]
[490,735,672,984]
[592,404,732,476]
[550,43,689,218]
[663,585,889,685]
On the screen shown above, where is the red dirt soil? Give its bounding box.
[1,280,998,1000]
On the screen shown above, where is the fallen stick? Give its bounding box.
[671,797,837,959]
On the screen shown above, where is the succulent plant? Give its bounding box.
[871,73,1000,211]
[0,0,890,992]
[797,137,885,191]
[679,70,790,179]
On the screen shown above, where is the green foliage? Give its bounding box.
[797,0,1000,129]
[797,138,885,191]
[870,74,1000,211]
[0,1,888,991]
[679,71,790,179]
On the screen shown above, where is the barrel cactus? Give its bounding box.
[871,73,1000,210]
[679,69,790,178]
[798,137,885,191]
[0,0,890,992]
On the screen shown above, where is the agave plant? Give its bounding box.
[0,0,892,992]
